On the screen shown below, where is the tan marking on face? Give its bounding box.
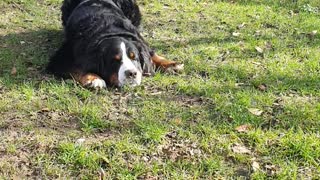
[129,52,135,60]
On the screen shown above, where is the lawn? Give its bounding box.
[0,0,320,179]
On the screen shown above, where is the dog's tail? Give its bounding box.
[61,0,86,27]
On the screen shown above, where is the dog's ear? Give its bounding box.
[47,41,74,77]
[135,42,155,75]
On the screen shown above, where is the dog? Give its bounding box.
[47,0,183,88]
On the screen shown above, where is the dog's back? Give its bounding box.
[61,0,84,26]
[61,0,141,28]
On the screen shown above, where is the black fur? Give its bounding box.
[47,0,154,85]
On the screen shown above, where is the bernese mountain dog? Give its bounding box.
[47,0,183,88]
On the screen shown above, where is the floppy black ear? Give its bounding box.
[47,41,74,78]
[134,41,155,75]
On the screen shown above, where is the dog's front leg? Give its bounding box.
[71,72,106,89]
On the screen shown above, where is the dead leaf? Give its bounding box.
[252,61,262,66]
[235,124,251,133]
[11,67,17,75]
[252,161,260,172]
[173,118,182,125]
[255,46,264,53]
[265,164,278,176]
[237,22,246,29]
[254,30,262,36]
[231,143,251,154]
[40,108,50,112]
[238,41,245,48]
[232,32,241,37]
[311,30,317,36]
[248,108,263,116]
[99,168,106,180]
[257,84,267,91]
[235,82,246,87]
[27,67,36,72]
[265,41,273,50]
[307,30,317,39]
[217,50,230,61]
[75,138,85,146]
[141,156,149,162]
[166,131,178,139]
[150,92,163,96]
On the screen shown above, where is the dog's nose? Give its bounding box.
[125,69,137,78]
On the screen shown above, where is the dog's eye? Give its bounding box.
[129,52,135,60]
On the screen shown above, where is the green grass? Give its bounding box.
[1,0,320,179]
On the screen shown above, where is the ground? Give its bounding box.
[0,0,319,179]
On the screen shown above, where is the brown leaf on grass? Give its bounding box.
[307,30,317,39]
[231,143,251,154]
[232,32,241,37]
[237,22,246,29]
[255,46,264,54]
[159,138,202,162]
[238,41,245,48]
[172,118,182,125]
[252,161,260,172]
[27,67,36,72]
[265,164,279,176]
[99,168,106,180]
[311,30,317,36]
[235,124,252,133]
[254,30,262,36]
[138,172,158,180]
[257,84,268,91]
[235,82,246,87]
[11,67,17,75]
[265,41,273,50]
[248,108,263,116]
[40,108,50,112]
[217,50,230,61]
[75,138,86,146]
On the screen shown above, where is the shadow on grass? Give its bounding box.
[0,29,63,83]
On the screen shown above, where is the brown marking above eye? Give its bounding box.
[114,54,121,61]
[129,52,135,60]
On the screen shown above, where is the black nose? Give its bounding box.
[125,70,137,78]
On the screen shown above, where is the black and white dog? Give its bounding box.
[47,0,183,88]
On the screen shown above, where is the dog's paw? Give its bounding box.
[172,63,184,72]
[165,63,184,74]
[85,78,106,89]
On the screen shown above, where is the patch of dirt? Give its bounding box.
[0,109,82,178]
[0,109,81,134]
[0,129,60,178]
[31,109,81,132]
[144,84,215,107]
[141,131,204,163]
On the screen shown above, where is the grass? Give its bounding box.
[0,0,320,179]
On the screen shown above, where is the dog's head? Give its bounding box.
[93,37,153,87]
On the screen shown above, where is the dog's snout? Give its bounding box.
[125,69,137,78]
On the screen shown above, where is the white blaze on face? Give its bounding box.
[118,42,142,87]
